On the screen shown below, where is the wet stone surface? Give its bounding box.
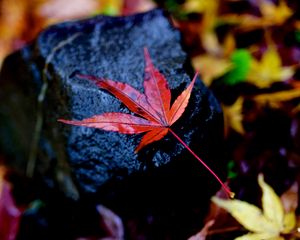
[0,9,225,239]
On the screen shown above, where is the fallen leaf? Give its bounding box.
[0,0,109,67]
[0,166,23,240]
[191,187,242,239]
[96,0,123,16]
[59,48,197,152]
[201,30,222,56]
[59,48,232,196]
[183,0,222,55]
[76,205,124,240]
[296,31,300,43]
[212,174,299,240]
[247,46,295,88]
[97,205,124,239]
[187,220,215,240]
[235,232,284,240]
[259,0,293,26]
[223,49,252,85]
[222,97,245,135]
[280,182,298,234]
[220,0,292,31]
[38,0,102,23]
[227,160,238,179]
[192,54,232,86]
[280,182,298,213]
[254,89,300,108]
[220,14,266,32]
[123,0,156,15]
[0,0,28,66]
[223,33,236,58]
[258,174,284,230]
[182,0,217,13]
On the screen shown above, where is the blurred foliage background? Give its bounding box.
[0,0,300,239]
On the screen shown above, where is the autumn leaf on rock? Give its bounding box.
[60,48,197,152]
[59,48,233,197]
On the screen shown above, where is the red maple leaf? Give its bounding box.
[59,48,232,197]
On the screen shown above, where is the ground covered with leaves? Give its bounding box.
[0,0,300,239]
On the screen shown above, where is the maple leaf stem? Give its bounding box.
[168,128,234,198]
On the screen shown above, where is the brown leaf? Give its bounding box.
[0,166,23,240]
[123,0,156,15]
[280,182,298,213]
[38,0,100,22]
[188,220,215,240]
[97,205,124,239]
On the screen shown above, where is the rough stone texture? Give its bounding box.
[0,9,225,239]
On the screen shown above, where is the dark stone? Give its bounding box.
[0,9,225,239]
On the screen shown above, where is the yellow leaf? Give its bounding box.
[211,197,277,234]
[220,14,266,31]
[0,0,28,66]
[254,89,300,107]
[192,55,232,86]
[282,211,296,233]
[183,0,217,14]
[260,0,292,25]
[223,33,236,57]
[221,0,292,30]
[281,212,296,233]
[183,0,221,55]
[222,97,244,135]
[201,30,222,55]
[97,0,123,16]
[247,47,294,88]
[235,232,282,240]
[258,174,284,230]
[212,174,298,239]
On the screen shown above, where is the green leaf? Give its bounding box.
[102,5,120,16]
[223,49,252,85]
[227,160,238,179]
[295,31,300,43]
[164,0,188,20]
